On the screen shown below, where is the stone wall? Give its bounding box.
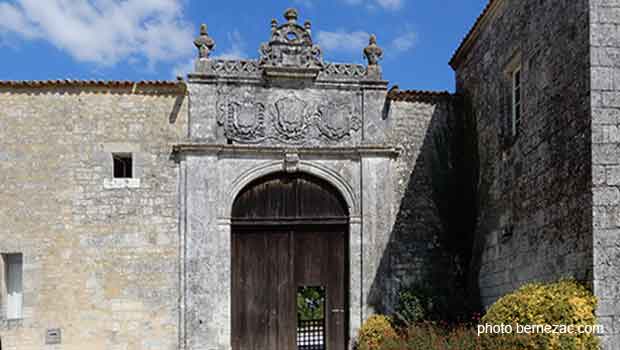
[367,94,460,313]
[591,0,620,347]
[453,0,592,310]
[0,86,188,350]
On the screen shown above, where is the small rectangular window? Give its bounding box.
[4,254,23,320]
[511,67,522,137]
[113,153,133,178]
[297,286,326,350]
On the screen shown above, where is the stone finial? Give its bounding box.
[271,18,278,32]
[304,21,312,35]
[194,24,215,59]
[363,34,383,66]
[284,8,298,23]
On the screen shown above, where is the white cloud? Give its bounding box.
[376,0,402,10]
[171,58,194,78]
[390,30,416,52]
[342,0,403,11]
[316,28,415,59]
[0,0,194,67]
[215,30,246,60]
[0,2,38,38]
[317,30,369,53]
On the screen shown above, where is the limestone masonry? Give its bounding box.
[1,1,619,349]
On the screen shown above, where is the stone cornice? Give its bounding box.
[187,72,389,91]
[172,144,400,158]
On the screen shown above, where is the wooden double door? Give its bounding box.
[231,172,349,350]
[232,225,347,350]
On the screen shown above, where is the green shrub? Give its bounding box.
[480,279,600,350]
[393,283,472,327]
[368,322,546,350]
[359,321,544,350]
[357,315,398,350]
[394,287,431,327]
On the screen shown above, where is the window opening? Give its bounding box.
[113,153,133,178]
[297,286,326,350]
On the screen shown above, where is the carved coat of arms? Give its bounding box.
[217,98,266,142]
[272,95,309,142]
[315,102,361,140]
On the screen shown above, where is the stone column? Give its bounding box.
[215,218,232,350]
[349,217,363,340]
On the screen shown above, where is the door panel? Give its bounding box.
[232,226,347,350]
[294,229,346,350]
[326,229,347,350]
[232,231,294,350]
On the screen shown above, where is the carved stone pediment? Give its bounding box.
[192,8,385,81]
[259,9,323,80]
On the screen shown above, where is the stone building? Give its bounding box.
[0,1,619,349]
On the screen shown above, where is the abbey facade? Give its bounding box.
[1,0,619,349]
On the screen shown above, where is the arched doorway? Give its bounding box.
[231,172,349,350]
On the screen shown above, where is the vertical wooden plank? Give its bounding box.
[232,232,268,350]
[327,228,347,350]
[273,231,293,350]
[288,230,297,350]
[247,233,263,350]
[264,233,276,350]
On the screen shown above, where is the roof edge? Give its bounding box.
[449,0,503,69]
[0,80,186,94]
[387,86,456,103]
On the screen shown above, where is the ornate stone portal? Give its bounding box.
[179,8,395,350]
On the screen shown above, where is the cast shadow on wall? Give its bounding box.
[367,94,484,321]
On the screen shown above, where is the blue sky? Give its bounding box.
[0,0,487,92]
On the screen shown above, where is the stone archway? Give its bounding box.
[231,172,350,350]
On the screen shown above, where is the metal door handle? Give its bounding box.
[331,308,345,313]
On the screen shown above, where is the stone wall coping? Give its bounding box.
[172,144,400,158]
[387,86,457,103]
[0,80,186,95]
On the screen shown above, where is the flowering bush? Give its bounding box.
[356,280,601,349]
[357,315,398,350]
[361,322,548,350]
[480,279,600,350]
